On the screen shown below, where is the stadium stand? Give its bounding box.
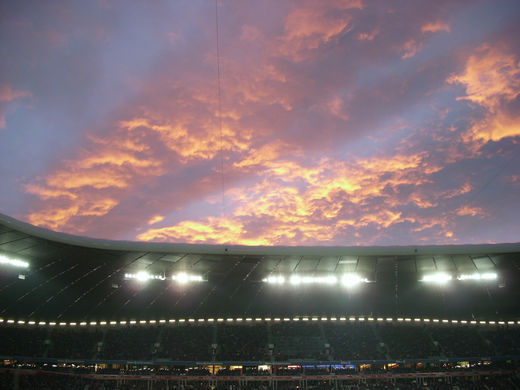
[1,213,520,388]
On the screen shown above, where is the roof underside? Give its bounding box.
[1,214,520,321]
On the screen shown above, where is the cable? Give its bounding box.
[215,0,225,219]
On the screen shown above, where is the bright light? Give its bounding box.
[125,272,165,282]
[172,273,204,283]
[457,273,497,281]
[264,273,367,286]
[341,274,368,287]
[0,254,29,268]
[421,273,452,284]
[263,275,285,284]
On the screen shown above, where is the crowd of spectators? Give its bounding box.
[326,323,386,361]
[1,322,520,363]
[0,372,519,390]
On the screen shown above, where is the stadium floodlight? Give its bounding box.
[0,254,29,268]
[341,273,368,287]
[421,273,452,284]
[263,275,285,284]
[172,273,204,283]
[457,272,497,281]
[125,271,165,282]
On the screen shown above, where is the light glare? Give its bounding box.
[0,254,29,268]
[422,273,452,283]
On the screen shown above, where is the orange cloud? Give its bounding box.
[421,21,450,33]
[274,0,362,61]
[357,29,379,41]
[455,205,485,217]
[448,44,520,143]
[401,39,423,59]
[448,45,520,111]
[147,215,165,225]
[138,152,441,245]
[25,124,165,231]
[120,117,252,163]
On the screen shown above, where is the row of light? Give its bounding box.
[421,272,498,284]
[0,254,29,269]
[1,316,518,327]
[263,274,369,287]
[124,272,204,283]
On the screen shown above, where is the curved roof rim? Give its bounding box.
[1,212,519,257]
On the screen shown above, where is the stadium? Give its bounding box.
[1,213,519,389]
[2,1,520,389]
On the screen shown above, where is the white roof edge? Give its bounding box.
[1,212,519,257]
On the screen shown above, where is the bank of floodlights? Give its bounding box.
[124,271,204,283]
[171,273,204,283]
[263,273,369,288]
[0,254,29,269]
[421,272,497,284]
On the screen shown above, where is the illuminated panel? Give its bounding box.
[341,274,369,287]
[457,273,498,281]
[0,254,29,268]
[263,273,368,287]
[171,273,204,283]
[262,275,285,284]
[421,273,452,284]
[125,272,165,282]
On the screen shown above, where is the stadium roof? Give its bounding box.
[1,213,520,322]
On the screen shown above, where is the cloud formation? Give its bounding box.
[1,0,519,246]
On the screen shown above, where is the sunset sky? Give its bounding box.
[1,0,520,246]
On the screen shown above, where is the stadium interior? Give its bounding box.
[1,213,520,389]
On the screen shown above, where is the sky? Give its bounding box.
[1,0,520,246]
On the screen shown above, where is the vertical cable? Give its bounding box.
[215,0,225,218]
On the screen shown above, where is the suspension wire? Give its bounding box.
[215,0,225,219]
